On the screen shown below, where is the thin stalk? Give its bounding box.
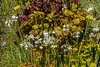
[69,49,73,67]
[17,13,23,41]
[35,16,37,24]
[78,20,89,56]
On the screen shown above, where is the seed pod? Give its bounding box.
[34,30,38,36]
[64,54,67,58]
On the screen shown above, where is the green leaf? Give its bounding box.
[32,25,38,29]
[95,52,100,65]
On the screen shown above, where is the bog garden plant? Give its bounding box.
[1,0,100,67]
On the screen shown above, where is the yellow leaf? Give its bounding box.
[86,15,93,19]
[14,5,20,10]
[89,63,96,67]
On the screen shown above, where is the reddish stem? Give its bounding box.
[54,20,57,27]
[81,20,84,26]
[73,0,78,5]
[66,0,70,9]
[93,11,97,18]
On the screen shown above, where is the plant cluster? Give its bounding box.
[1,0,99,67]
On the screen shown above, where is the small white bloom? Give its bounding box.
[75,35,80,38]
[63,24,66,28]
[43,30,48,37]
[51,45,57,48]
[12,15,16,19]
[93,18,96,21]
[93,28,99,32]
[51,36,55,40]
[64,49,67,51]
[50,41,53,44]
[64,5,67,9]
[81,31,83,33]
[56,39,61,42]
[67,28,70,31]
[67,46,72,50]
[52,31,55,34]
[39,38,42,41]
[5,20,8,24]
[87,7,93,12]
[20,43,23,47]
[64,44,67,47]
[61,44,67,48]
[35,41,39,44]
[62,8,64,11]
[55,28,58,33]
[8,23,10,27]
[63,28,66,31]
[39,46,43,49]
[25,45,28,48]
[75,31,80,35]
[28,35,35,40]
[26,47,28,50]
[61,45,64,48]
[35,45,38,48]
[35,35,40,39]
[24,34,28,38]
[27,42,33,47]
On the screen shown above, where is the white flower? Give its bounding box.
[64,49,67,51]
[63,24,66,28]
[67,28,70,31]
[55,28,58,33]
[39,38,42,42]
[35,35,40,39]
[75,31,80,35]
[51,45,57,48]
[67,46,72,50]
[8,23,10,27]
[5,20,11,27]
[87,7,93,12]
[12,15,18,19]
[26,48,28,50]
[81,31,83,33]
[5,20,8,24]
[61,44,67,48]
[62,8,64,11]
[74,35,80,38]
[25,45,28,48]
[56,39,61,42]
[64,5,67,9]
[93,18,96,21]
[28,35,35,40]
[52,31,55,34]
[51,36,55,40]
[27,42,33,47]
[24,34,28,38]
[35,45,38,48]
[35,41,39,44]
[39,46,43,49]
[50,41,53,44]
[12,15,16,19]
[43,30,48,37]
[63,28,66,31]
[20,43,23,47]
[93,28,99,32]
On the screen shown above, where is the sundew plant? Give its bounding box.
[1,0,100,67]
